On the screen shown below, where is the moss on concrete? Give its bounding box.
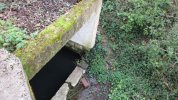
[14,0,98,80]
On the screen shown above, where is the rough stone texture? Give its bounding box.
[65,40,85,53]
[66,66,85,87]
[15,0,102,80]
[0,49,32,100]
[52,83,69,100]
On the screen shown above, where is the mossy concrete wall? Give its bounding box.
[68,0,102,51]
[14,0,102,80]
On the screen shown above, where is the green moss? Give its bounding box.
[14,0,97,79]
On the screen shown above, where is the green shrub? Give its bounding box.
[85,34,108,82]
[102,0,177,38]
[0,3,6,12]
[0,20,28,52]
[108,72,151,100]
[99,0,178,99]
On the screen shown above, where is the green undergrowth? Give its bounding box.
[0,3,6,12]
[0,20,36,52]
[85,0,178,99]
[85,34,108,82]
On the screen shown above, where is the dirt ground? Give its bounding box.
[0,0,77,34]
[68,74,111,100]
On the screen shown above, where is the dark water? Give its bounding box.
[30,47,81,100]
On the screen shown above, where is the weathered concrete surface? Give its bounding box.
[69,0,102,50]
[52,83,69,100]
[66,66,85,87]
[77,60,88,70]
[65,41,84,53]
[15,0,102,80]
[0,49,32,100]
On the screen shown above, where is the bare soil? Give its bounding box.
[67,75,111,100]
[77,76,111,100]
[0,0,77,34]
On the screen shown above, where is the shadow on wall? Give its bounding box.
[30,47,81,100]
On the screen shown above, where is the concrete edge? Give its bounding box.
[51,83,69,100]
[14,0,99,80]
[66,66,86,87]
[0,48,34,100]
[52,65,87,100]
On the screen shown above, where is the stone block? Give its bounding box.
[0,49,32,100]
[52,83,69,100]
[66,66,85,87]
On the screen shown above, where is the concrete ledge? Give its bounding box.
[52,83,69,100]
[66,66,85,87]
[70,0,102,49]
[0,49,33,100]
[14,0,101,80]
[52,59,89,99]
[66,40,86,54]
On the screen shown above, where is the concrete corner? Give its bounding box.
[66,66,85,87]
[70,0,102,50]
[52,83,69,100]
[0,49,32,100]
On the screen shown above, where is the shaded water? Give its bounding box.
[30,47,81,100]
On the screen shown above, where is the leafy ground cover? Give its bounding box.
[0,0,76,52]
[0,0,73,34]
[75,0,178,99]
[0,19,28,52]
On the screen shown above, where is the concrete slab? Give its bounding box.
[52,83,69,100]
[0,49,32,100]
[66,66,85,87]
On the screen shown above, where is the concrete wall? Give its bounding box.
[15,0,102,80]
[0,0,102,99]
[69,0,102,51]
[0,49,33,99]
